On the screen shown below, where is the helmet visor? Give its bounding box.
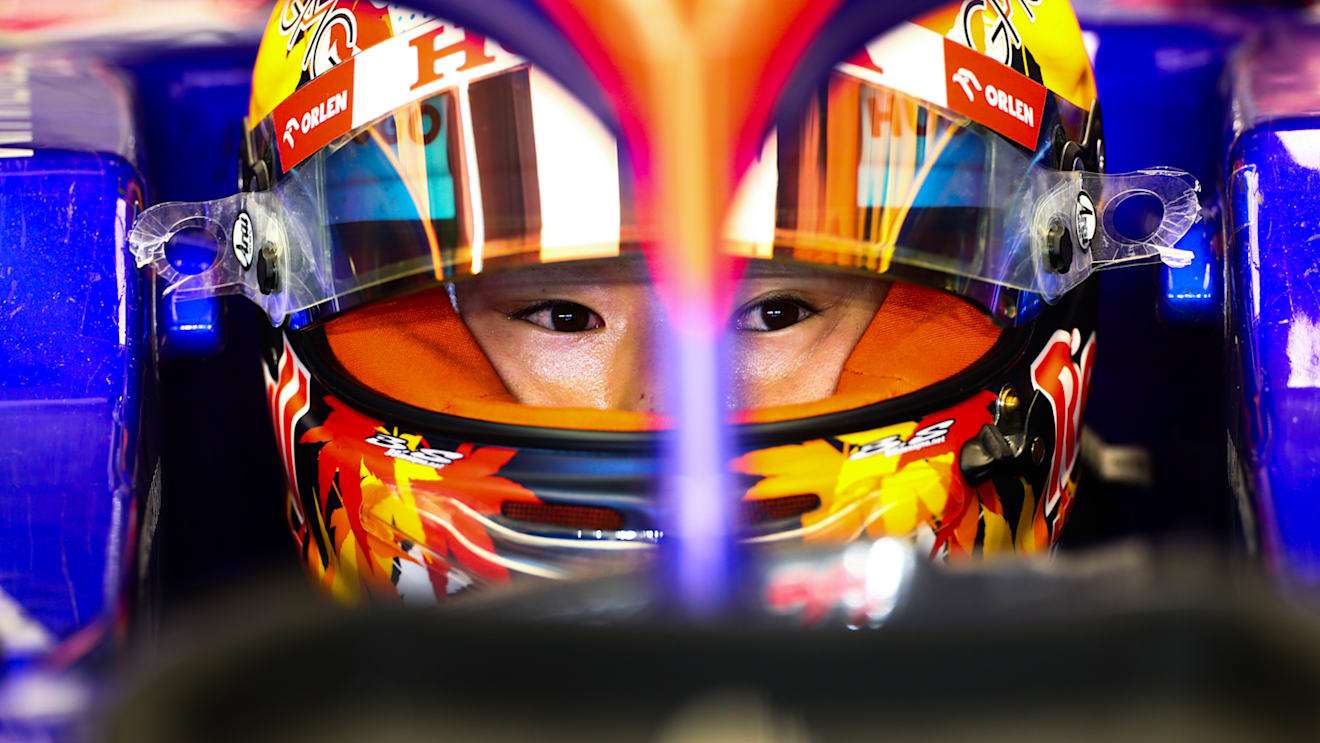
[727,73,1200,320]
[134,64,636,327]
[131,63,1199,328]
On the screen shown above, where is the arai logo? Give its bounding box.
[1075,190,1096,251]
[233,211,254,269]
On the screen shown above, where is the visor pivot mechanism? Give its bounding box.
[1044,217,1074,274]
[960,386,1028,487]
[959,424,1024,487]
[257,240,281,294]
[240,115,274,193]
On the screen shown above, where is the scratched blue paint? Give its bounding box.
[1228,121,1320,580]
[0,149,146,651]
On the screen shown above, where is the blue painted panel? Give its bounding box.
[1228,123,1320,579]
[0,149,145,654]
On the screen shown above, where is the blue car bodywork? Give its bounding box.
[0,58,149,674]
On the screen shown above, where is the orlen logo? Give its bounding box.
[283,89,349,150]
[273,57,355,171]
[943,37,1046,150]
[1030,329,1096,522]
[952,66,1035,128]
[952,67,983,100]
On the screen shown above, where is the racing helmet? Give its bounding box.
[130,0,1200,603]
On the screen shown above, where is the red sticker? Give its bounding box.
[942,38,1046,150]
[273,57,356,172]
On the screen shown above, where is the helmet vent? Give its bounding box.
[500,501,626,532]
[741,494,822,524]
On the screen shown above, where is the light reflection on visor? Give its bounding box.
[130,65,1199,330]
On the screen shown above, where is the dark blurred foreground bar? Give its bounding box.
[100,544,1320,741]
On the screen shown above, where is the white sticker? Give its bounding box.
[849,419,956,460]
[365,432,465,470]
[233,210,255,269]
[1075,190,1096,251]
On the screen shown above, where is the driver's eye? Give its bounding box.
[516,301,604,332]
[734,297,816,332]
